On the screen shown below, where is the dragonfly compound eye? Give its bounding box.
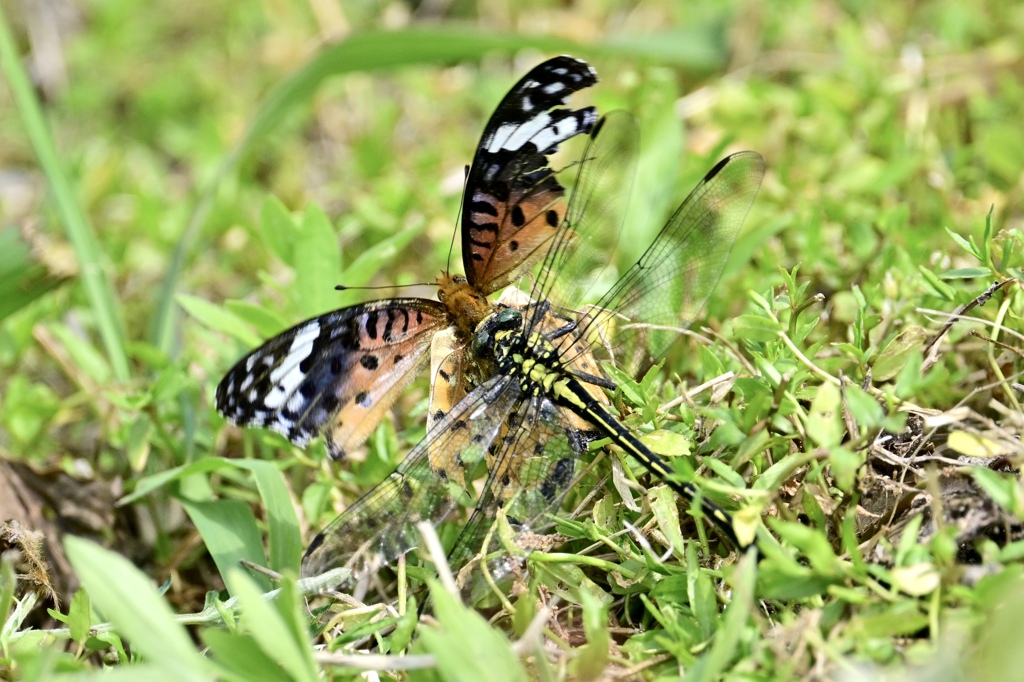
[496,308,522,329]
[471,329,492,357]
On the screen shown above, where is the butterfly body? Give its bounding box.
[435,272,491,337]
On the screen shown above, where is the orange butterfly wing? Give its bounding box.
[462,56,599,295]
[216,299,448,458]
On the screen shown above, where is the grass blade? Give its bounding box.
[0,9,129,380]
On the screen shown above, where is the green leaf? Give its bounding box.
[178,294,262,347]
[948,431,1012,459]
[294,204,342,318]
[0,226,71,321]
[120,458,232,506]
[893,350,925,398]
[420,581,528,682]
[641,429,691,457]
[259,195,298,265]
[806,382,842,448]
[731,314,782,342]
[46,322,113,385]
[945,228,983,260]
[829,446,862,493]
[686,543,718,641]
[63,537,211,681]
[224,300,290,339]
[339,221,424,289]
[648,485,684,557]
[570,589,610,681]
[182,499,271,593]
[246,461,302,574]
[694,547,756,680]
[202,628,289,682]
[125,416,154,473]
[872,326,928,382]
[228,571,318,682]
[202,628,294,682]
[67,589,92,644]
[918,266,956,300]
[940,267,992,279]
[3,374,60,444]
[972,467,1023,517]
[844,385,885,431]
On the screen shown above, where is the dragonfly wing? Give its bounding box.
[301,375,521,582]
[564,151,766,376]
[444,395,593,597]
[524,111,640,334]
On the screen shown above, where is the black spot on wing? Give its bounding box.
[541,458,575,502]
[511,205,525,227]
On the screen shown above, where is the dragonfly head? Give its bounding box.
[472,307,523,359]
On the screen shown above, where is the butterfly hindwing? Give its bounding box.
[216,299,448,458]
[463,56,600,294]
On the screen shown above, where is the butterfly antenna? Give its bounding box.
[446,163,471,274]
[335,282,432,292]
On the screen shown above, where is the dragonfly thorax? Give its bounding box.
[471,307,523,360]
[472,307,576,399]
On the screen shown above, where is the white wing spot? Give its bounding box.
[543,82,565,95]
[286,392,305,414]
[262,321,320,409]
[488,113,552,153]
[527,117,579,155]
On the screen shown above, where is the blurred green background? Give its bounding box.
[1,0,1023,679]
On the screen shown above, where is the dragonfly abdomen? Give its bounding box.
[503,334,743,548]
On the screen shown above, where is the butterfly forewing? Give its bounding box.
[216,299,447,457]
[463,56,599,294]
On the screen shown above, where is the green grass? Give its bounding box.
[2,1,1023,680]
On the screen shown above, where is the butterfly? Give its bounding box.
[216,56,600,459]
[301,107,766,598]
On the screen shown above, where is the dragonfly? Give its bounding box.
[301,108,766,596]
[216,56,601,459]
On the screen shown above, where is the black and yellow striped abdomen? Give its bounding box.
[486,314,742,548]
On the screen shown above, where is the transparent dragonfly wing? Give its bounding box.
[524,111,640,336]
[443,393,593,597]
[560,151,766,376]
[301,375,521,582]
